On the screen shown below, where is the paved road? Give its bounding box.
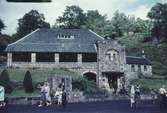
[0,100,166,113]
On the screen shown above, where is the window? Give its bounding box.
[144,65,147,71]
[59,53,77,62]
[36,52,54,62]
[57,34,74,39]
[113,53,116,60]
[12,52,31,62]
[105,49,118,61]
[82,53,97,62]
[131,65,135,72]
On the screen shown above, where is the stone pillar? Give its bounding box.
[7,53,12,67]
[55,53,59,63]
[77,54,82,65]
[31,53,36,63]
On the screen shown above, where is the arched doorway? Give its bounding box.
[83,72,97,82]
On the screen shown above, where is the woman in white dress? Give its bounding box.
[44,82,51,106]
[130,85,135,108]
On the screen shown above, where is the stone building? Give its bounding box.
[5,28,152,91]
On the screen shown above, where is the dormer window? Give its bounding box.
[57,34,74,39]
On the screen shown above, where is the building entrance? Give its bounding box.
[102,72,124,94]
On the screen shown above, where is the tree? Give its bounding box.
[147,3,167,42]
[23,71,34,93]
[85,10,111,37]
[134,18,153,34]
[0,69,13,94]
[56,5,86,29]
[0,35,11,51]
[14,10,50,41]
[110,11,128,38]
[0,19,5,34]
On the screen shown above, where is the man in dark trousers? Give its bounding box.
[62,90,67,108]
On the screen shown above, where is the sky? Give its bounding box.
[0,0,165,35]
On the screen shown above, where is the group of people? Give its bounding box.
[38,82,51,107]
[38,82,67,108]
[130,84,167,109]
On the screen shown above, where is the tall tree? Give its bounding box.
[0,19,5,34]
[134,18,153,34]
[147,3,167,42]
[14,10,50,41]
[110,11,128,38]
[56,5,86,29]
[85,10,110,37]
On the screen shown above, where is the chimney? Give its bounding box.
[142,50,146,58]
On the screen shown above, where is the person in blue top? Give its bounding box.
[0,85,5,107]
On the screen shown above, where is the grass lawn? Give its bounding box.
[6,88,40,97]
[0,68,81,82]
[131,79,167,90]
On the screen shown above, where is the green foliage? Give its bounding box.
[0,69,13,94]
[0,35,11,51]
[6,88,39,98]
[23,70,34,93]
[110,11,152,39]
[12,10,50,42]
[72,77,107,97]
[147,3,167,42]
[131,79,167,94]
[56,5,86,29]
[0,19,5,34]
[85,10,110,37]
[0,68,80,82]
[72,77,87,91]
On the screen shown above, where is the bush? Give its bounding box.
[0,69,13,94]
[23,70,34,93]
[72,77,87,91]
[72,77,108,97]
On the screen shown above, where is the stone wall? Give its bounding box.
[98,40,126,73]
[125,64,152,81]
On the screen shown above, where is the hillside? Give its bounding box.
[120,33,167,77]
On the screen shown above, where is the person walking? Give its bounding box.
[44,82,51,106]
[62,90,67,108]
[159,85,166,108]
[150,88,157,104]
[38,83,46,107]
[130,85,135,108]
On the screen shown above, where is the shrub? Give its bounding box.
[0,69,13,94]
[72,77,108,97]
[72,77,87,91]
[23,70,34,93]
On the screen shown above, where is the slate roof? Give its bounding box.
[6,28,104,53]
[126,56,152,65]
